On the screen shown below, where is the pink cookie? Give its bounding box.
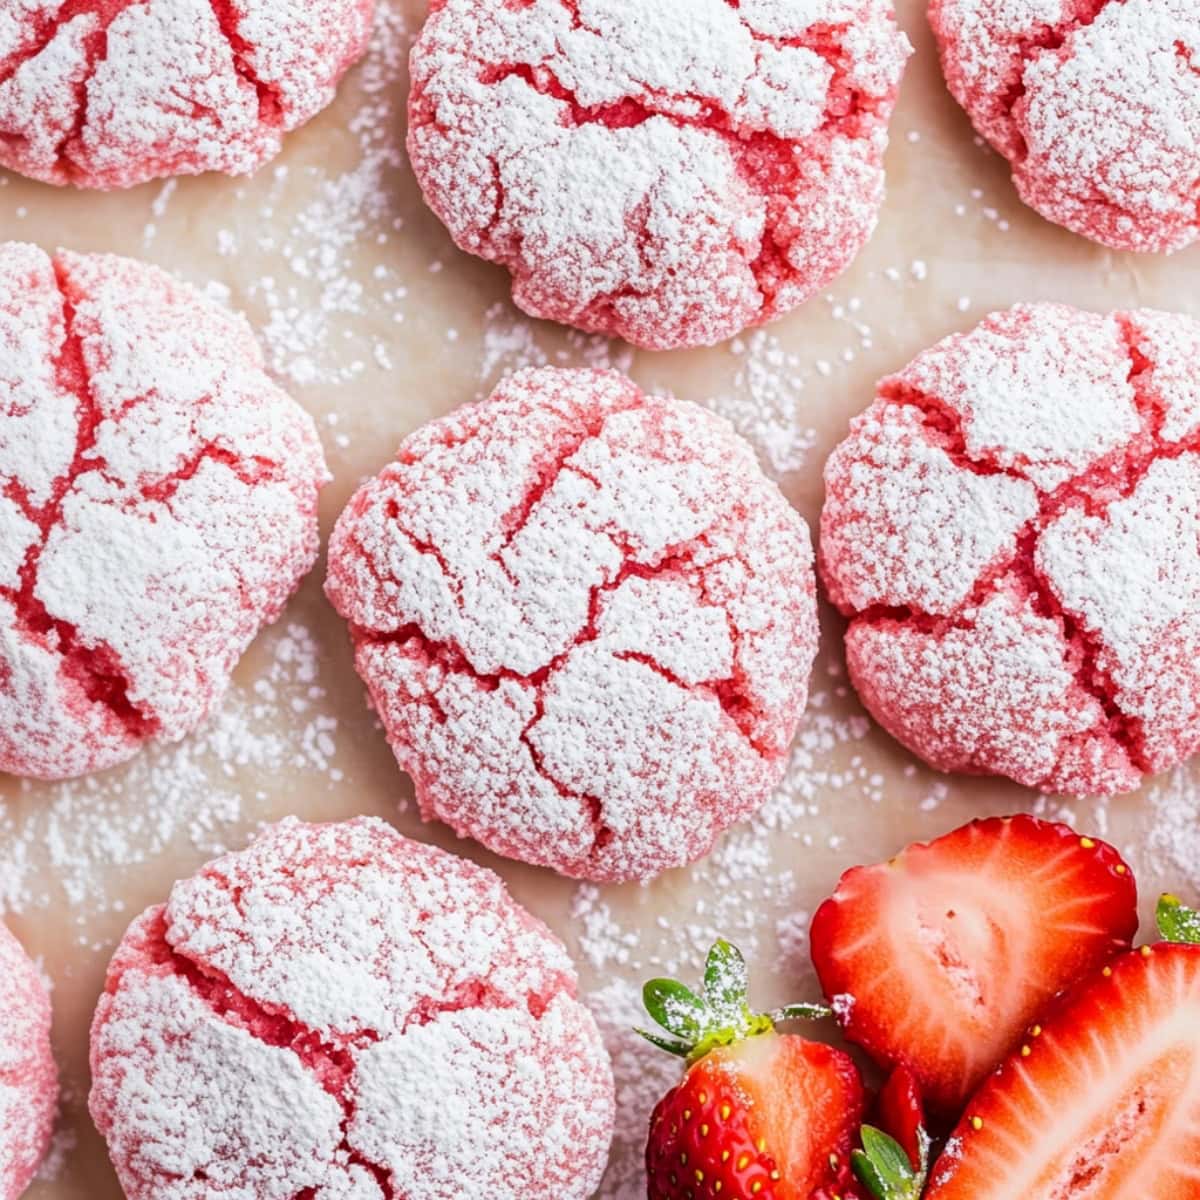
[930,0,1200,254]
[0,0,375,190]
[0,243,328,781]
[326,367,819,882]
[90,817,615,1200]
[0,924,57,1200]
[821,302,1200,797]
[408,0,910,351]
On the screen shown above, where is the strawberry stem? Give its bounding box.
[636,938,832,1064]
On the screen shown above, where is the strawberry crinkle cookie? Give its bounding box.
[929,0,1200,254]
[407,0,911,350]
[89,816,615,1200]
[0,0,375,190]
[0,242,328,781]
[821,302,1200,798]
[0,924,57,1200]
[325,367,819,882]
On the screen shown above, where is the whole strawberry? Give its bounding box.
[639,940,865,1200]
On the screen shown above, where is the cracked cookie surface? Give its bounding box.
[325,367,819,882]
[930,0,1200,253]
[88,816,616,1200]
[821,301,1200,797]
[407,0,911,350]
[0,923,57,1200]
[0,0,375,189]
[0,242,328,780]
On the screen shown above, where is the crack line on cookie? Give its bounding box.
[208,0,286,126]
[168,947,398,1199]
[0,260,154,739]
[989,0,1130,162]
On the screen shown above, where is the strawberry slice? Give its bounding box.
[639,939,864,1200]
[810,815,1138,1117]
[927,895,1200,1199]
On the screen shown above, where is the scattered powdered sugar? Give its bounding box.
[90,817,614,1200]
[407,0,910,350]
[714,330,818,477]
[1147,767,1200,888]
[248,1,411,389]
[0,623,339,925]
[478,302,635,386]
[585,979,681,1200]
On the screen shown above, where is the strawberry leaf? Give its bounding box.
[703,938,749,1019]
[634,1027,692,1058]
[643,978,709,1040]
[1158,894,1200,945]
[852,1124,928,1200]
[636,938,830,1063]
[769,1002,833,1023]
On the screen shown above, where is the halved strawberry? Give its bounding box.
[810,815,1138,1118]
[640,940,864,1200]
[927,895,1200,1198]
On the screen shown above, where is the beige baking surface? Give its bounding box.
[4,2,1200,1197]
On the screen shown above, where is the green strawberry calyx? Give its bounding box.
[853,1124,930,1200]
[1158,894,1200,944]
[635,938,831,1065]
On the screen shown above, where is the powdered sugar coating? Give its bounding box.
[325,367,819,882]
[407,0,910,351]
[930,0,1200,253]
[0,242,328,781]
[0,0,376,190]
[0,923,57,1200]
[89,817,615,1200]
[821,302,1200,797]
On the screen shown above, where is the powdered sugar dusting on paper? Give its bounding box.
[248,1,410,389]
[90,817,614,1200]
[0,622,339,924]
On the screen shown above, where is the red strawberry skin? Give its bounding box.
[646,1033,865,1200]
[876,1066,925,1172]
[810,815,1137,1118]
[927,943,1200,1198]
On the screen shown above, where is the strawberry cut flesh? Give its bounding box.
[810,815,1138,1118]
[928,943,1200,1199]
